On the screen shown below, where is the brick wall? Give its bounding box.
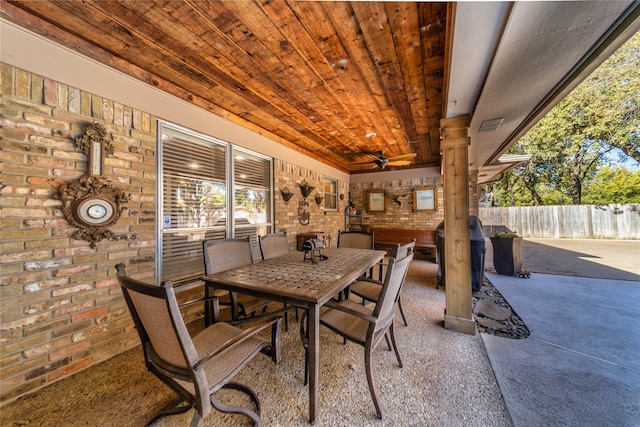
[0,65,157,404]
[348,176,445,230]
[273,159,348,249]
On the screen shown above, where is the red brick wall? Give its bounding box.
[0,64,157,404]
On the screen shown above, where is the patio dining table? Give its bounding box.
[202,246,386,424]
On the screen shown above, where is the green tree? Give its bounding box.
[488,32,639,206]
[582,166,640,204]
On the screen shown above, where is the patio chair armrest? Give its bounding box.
[323,300,378,323]
[354,277,383,286]
[179,295,219,309]
[194,317,281,371]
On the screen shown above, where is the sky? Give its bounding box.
[606,148,639,172]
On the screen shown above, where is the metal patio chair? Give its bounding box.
[258,232,299,329]
[203,237,274,323]
[300,250,414,419]
[258,232,291,260]
[349,239,416,326]
[337,230,376,298]
[116,263,281,427]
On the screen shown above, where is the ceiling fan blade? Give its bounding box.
[386,160,412,166]
[363,152,384,162]
[387,153,417,162]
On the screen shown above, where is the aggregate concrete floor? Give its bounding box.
[3,238,638,426]
[0,260,513,427]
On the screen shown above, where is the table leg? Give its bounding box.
[308,304,319,424]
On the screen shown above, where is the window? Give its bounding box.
[157,122,273,285]
[232,146,272,244]
[323,176,338,211]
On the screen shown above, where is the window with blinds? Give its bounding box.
[158,123,273,286]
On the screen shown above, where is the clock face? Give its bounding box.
[88,204,108,219]
[74,197,116,227]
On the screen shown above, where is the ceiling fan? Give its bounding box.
[357,150,417,169]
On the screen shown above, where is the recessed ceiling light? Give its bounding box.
[479,118,504,132]
[364,132,377,138]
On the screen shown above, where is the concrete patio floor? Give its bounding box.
[482,238,640,427]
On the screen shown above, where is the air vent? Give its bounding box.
[479,118,504,132]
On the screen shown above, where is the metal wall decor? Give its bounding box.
[56,123,129,248]
[281,187,294,204]
[297,181,315,225]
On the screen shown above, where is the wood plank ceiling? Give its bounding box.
[2,0,448,173]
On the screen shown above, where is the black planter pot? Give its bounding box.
[490,237,522,276]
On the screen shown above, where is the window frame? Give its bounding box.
[322,176,338,212]
[156,121,273,286]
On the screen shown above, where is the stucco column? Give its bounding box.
[440,115,475,335]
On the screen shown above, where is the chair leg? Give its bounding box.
[387,324,403,368]
[397,296,408,326]
[364,342,383,419]
[210,382,260,426]
[145,397,192,427]
[271,318,282,364]
[188,412,201,427]
[299,310,309,386]
[384,333,392,351]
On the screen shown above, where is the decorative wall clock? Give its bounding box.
[56,123,129,248]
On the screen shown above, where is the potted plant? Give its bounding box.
[489,230,522,276]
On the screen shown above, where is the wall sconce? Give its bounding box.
[297,181,314,225]
[299,181,315,199]
[281,187,294,204]
[339,193,345,201]
[314,193,324,206]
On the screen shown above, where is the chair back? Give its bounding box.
[203,237,254,275]
[378,239,415,281]
[391,238,416,260]
[259,232,291,260]
[371,251,414,329]
[337,230,374,249]
[115,264,208,413]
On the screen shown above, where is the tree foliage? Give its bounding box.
[487,32,640,206]
[582,166,640,204]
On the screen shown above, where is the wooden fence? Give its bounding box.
[479,204,640,240]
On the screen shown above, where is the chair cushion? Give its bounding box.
[320,300,373,344]
[350,279,383,302]
[190,322,269,391]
